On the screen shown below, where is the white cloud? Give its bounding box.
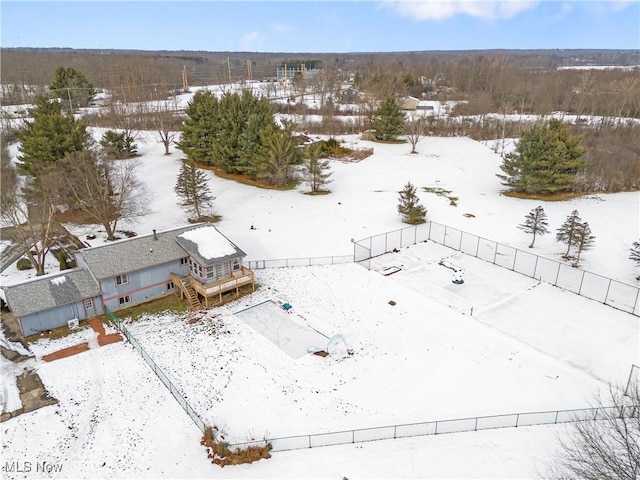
[381,0,540,20]
[240,31,261,51]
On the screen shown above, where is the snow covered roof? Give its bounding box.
[75,224,203,279]
[175,225,245,267]
[2,268,101,317]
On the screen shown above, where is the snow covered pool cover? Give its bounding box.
[234,301,329,359]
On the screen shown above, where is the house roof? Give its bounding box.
[75,224,201,279]
[175,225,246,267]
[2,268,101,317]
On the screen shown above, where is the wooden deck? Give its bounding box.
[171,267,255,309]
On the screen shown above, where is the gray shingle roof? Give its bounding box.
[75,224,200,280]
[2,268,101,317]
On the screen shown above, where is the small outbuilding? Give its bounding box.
[3,268,103,336]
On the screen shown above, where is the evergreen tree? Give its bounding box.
[572,221,595,267]
[397,182,427,224]
[371,96,405,141]
[252,120,300,187]
[174,161,215,222]
[518,205,550,248]
[178,90,277,176]
[497,119,585,194]
[630,240,640,280]
[556,210,583,259]
[177,91,220,164]
[212,90,277,174]
[59,252,70,271]
[49,66,96,109]
[302,142,333,193]
[16,94,90,177]
[100,130,137,159]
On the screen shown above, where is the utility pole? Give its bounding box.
[227,57,232,86]
[247,60,252,82]
[66,87,73,112]
[182,65,188,90]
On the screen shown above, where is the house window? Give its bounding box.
[84,299,93,309]
[206,266,214,279]
[115,273,129,286]
[118,295,131,306]
[180,257,188,265]
[167,281,175,290]
[233,258,241,271]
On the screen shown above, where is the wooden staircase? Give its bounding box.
[184,284,202,311]
[171,273,202,311]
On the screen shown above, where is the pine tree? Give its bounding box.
[302,142,333,193]
[397,182,427,225]
[518,205,550,248]
[49,66,96,109]
[174,161,215,222]
[177,91,220,164]
[100,130,137,159]
[497,119,585,194]
[629,240,640,280]
[556,210,583,259]
[16,94,90,177]
[252,120,300,187]
[371,96,405,141]
[572,221,595,267]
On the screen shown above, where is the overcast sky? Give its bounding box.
[1,1,639,52]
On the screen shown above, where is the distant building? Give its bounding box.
[400,96,442,117]
[2,224,254,336]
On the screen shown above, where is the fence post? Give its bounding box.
[434,421,438,435]
[604,278,612,305]
[414,225,417,244]
[578,270,586,295]
[394,425,397,439]
[516,413,520,427]
[308,435,312,448]
[512,250,517,271]
[428,221,432,240]
[493,242,498,264]
[459,232,463,251]
[400,228,403,249]
[385,232,388,253]
[474,417,478,431]
[554,411,559,424]
[352,430,355,443]
[554,262,561,286]
[444,225,448,245]
[533,255,540,280]
[475,236,480,257]
[634,288,640,315]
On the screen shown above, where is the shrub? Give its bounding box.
[201,426,272,467]
[16,258,33,270]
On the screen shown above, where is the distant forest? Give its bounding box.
[2,48,639,191]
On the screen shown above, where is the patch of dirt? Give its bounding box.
[42,343,90,362]
[1,369,58,422]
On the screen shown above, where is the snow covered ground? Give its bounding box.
[1,117,639,478]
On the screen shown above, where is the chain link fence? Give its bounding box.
[105,307,206,432]
[228,406,633,452]
[354,222,640,316]
[246,255,354,270]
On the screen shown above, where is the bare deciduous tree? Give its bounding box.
[1,166,64,275]
[60,149,150,240]
[138,93,181,155]
[544,381,640,480]
[404,114,428,154]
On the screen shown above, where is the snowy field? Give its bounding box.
[1,110,639,478]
